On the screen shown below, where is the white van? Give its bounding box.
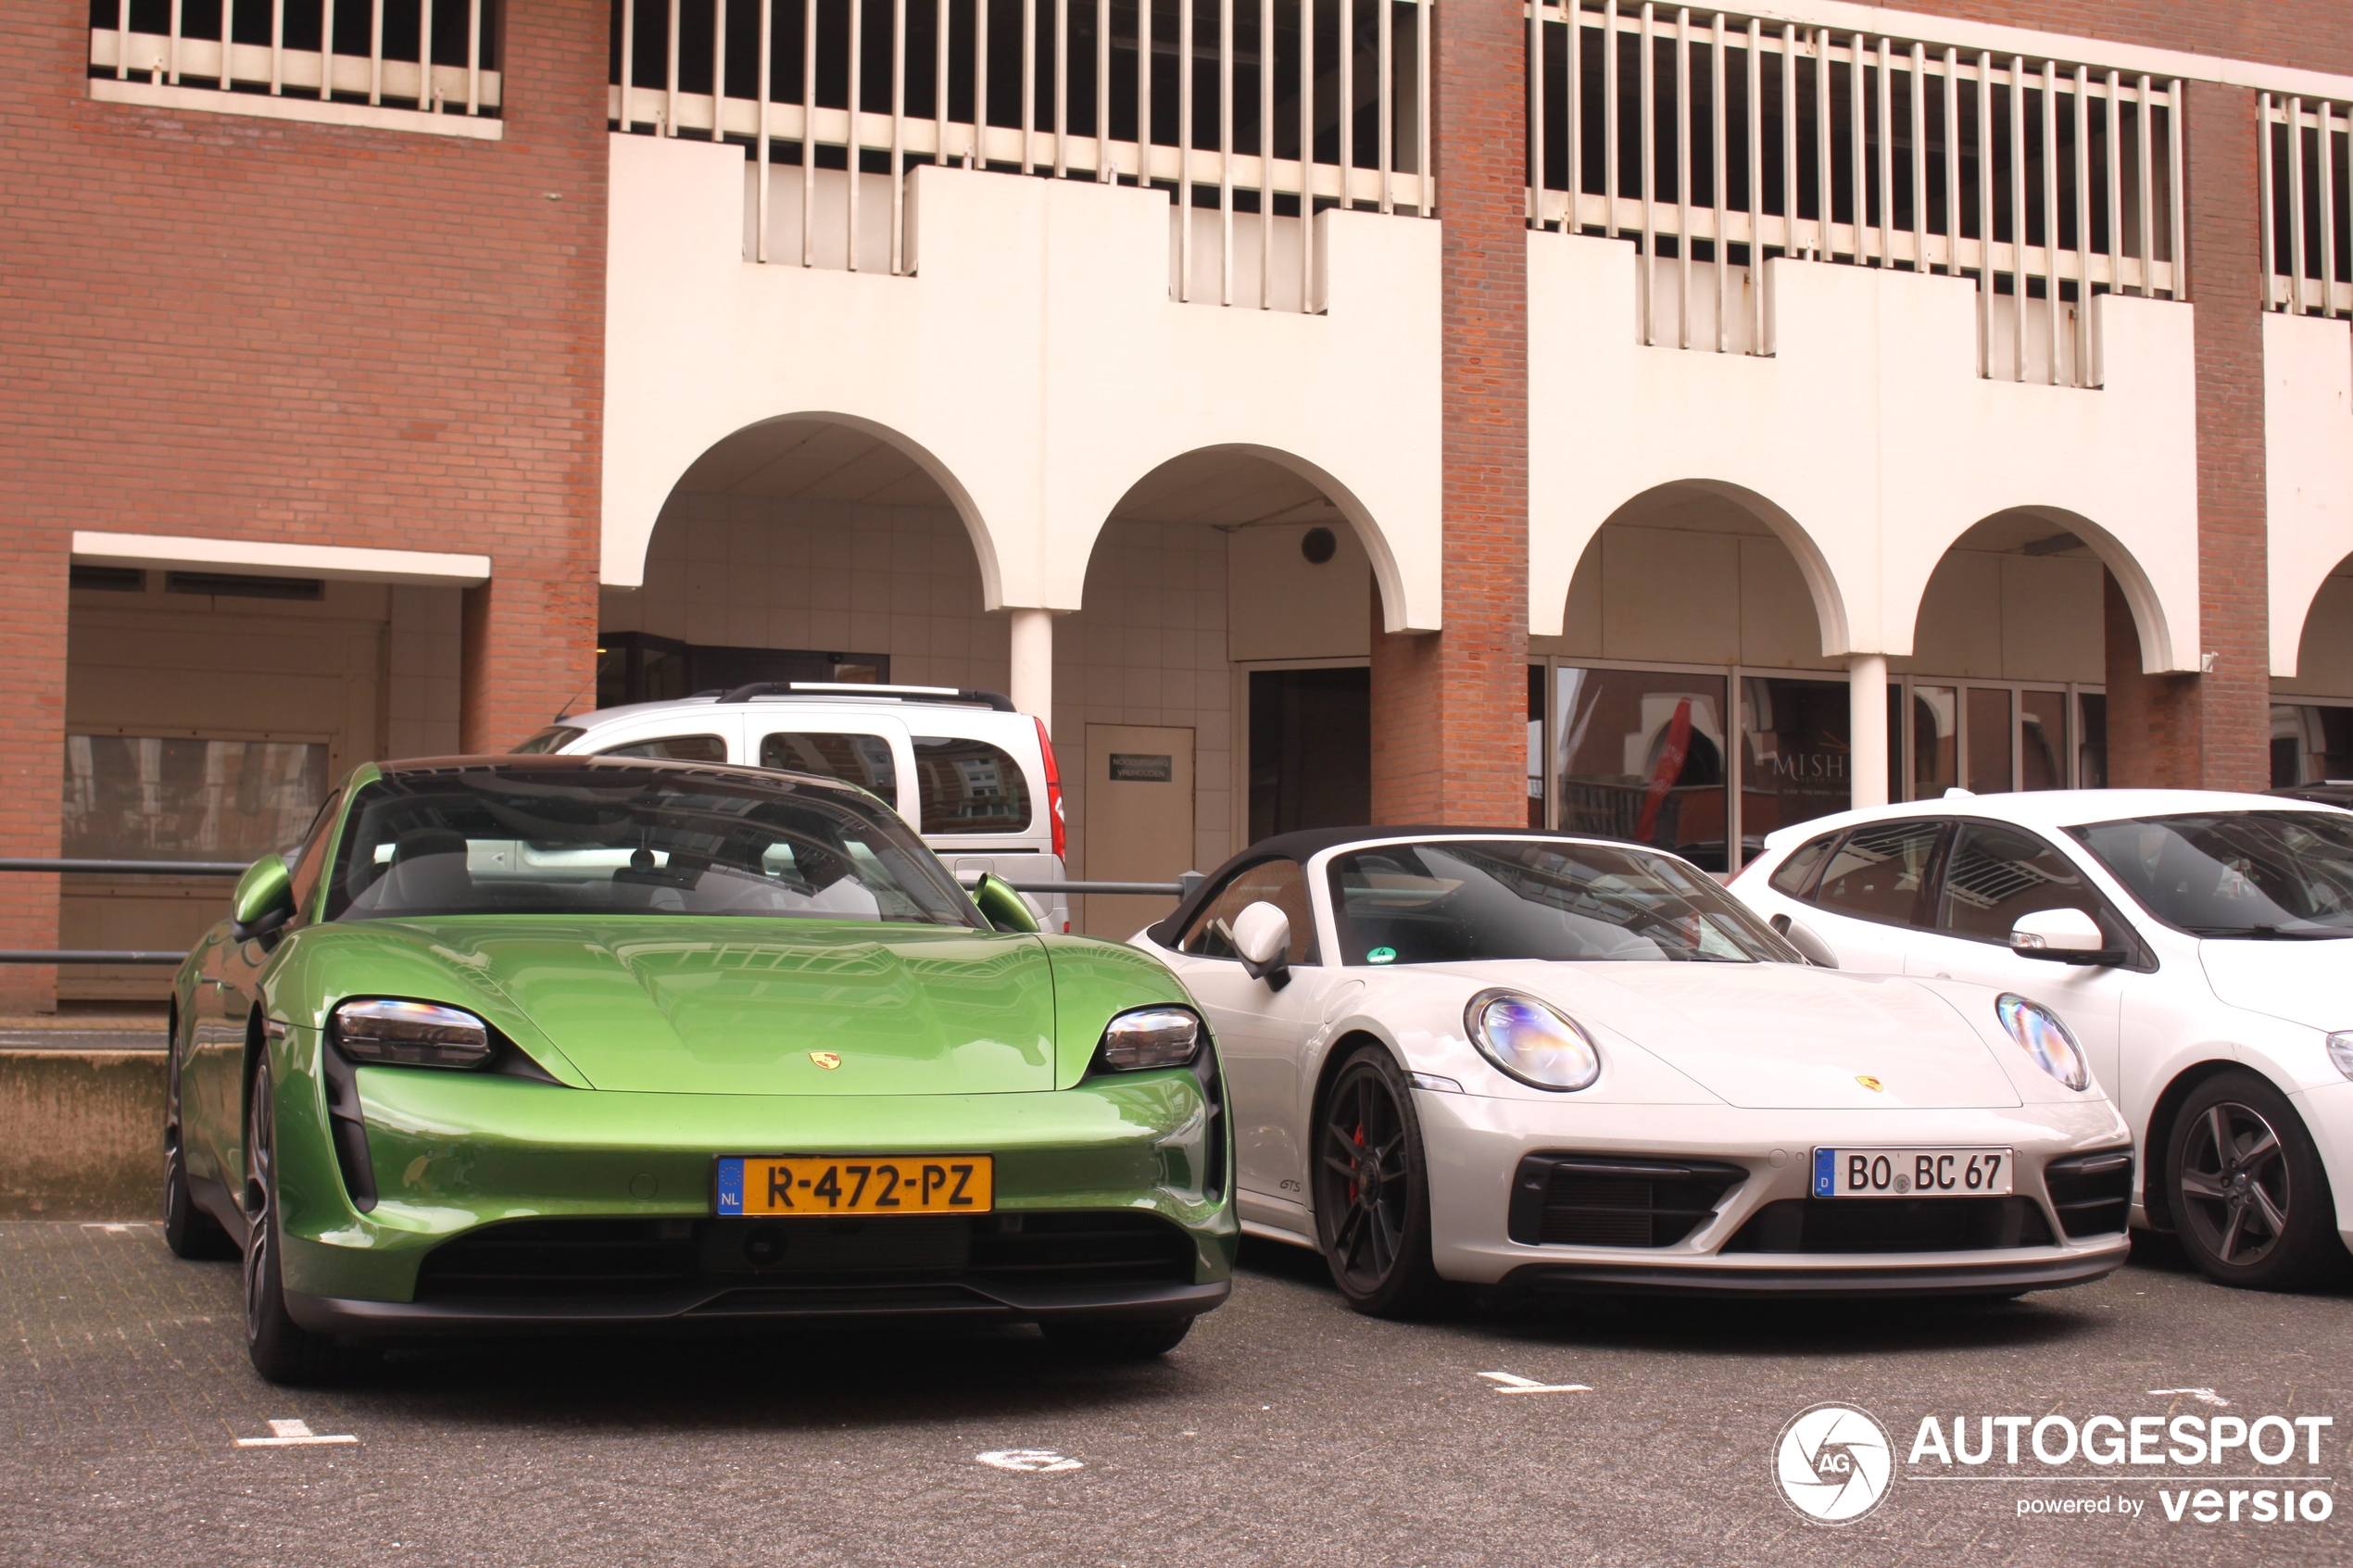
[514,683,1070,932]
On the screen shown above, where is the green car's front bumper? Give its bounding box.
[271,1027,1236,1336]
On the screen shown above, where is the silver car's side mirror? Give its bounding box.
[1772,915,1840,970]
[1231,901,1292,992]
[2010,907,2119,966]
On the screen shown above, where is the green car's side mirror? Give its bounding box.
[969,872,1041,935]
[230,855,297,948]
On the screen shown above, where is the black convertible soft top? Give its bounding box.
[1146,824,1644,947]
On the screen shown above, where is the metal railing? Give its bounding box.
[0,859,245,966]
[610,0,1433,308]
[0,859,1192,964]
[89,0,504,118]
[2261,92,2353,318]
[1527,3,2183,386]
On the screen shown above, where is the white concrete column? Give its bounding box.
[1848,652,1889,809]
[1008,608,1054,730]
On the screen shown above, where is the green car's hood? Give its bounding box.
[298,918,1059,1096]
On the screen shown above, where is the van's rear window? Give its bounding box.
[913,736,1032,834]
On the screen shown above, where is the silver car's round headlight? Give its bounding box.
[1995,994,2090,1091]
[1465,989,1600,1092]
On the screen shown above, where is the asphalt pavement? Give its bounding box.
[5,1222,2347,1567]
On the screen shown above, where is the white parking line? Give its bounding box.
[976,1449,1084,1473]
[235,1419,358,1448]
[2148,1387,2232,1408]
[79,1223,140,1235]
[1478,1371,1592,1395]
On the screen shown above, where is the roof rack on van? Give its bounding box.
[714,681,1017,712]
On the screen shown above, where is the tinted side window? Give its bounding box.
[1178,859,1319,965]
[599,734,728,763]
[1936,822,2112,943]
[912,735,1032,834]
[760,733,899,797]
[1809,820,1943,926]
[1768,834,1836,897]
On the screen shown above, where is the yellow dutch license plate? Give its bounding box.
[714,1155,994,1216]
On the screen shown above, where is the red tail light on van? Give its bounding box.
[1035,716,1065,862]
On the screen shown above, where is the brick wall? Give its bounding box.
[0,6,609,1000]
[2183,82,2273,792]
[1368,0,1529,828]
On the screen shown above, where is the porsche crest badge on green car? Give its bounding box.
[163,756,1234,1384]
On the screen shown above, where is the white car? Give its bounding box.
[1730,789,2353,1292]
[1133,829,2134,1314]
[514,683,1070,930]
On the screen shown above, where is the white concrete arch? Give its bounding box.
[645,411,1006,609]
[605,133,1442,629]
[1559,477,1854,658]
[1896,502,2175,677]
[1086,442,1414,634]
[1529,234,2204,671]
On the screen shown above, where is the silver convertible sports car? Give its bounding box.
[1132,829,2139,1314]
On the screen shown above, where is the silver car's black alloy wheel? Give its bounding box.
[1313,1047,1443,1317]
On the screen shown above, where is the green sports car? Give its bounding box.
[164,756,1233,1384]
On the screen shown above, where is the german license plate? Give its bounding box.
[714,1155,994,1216]
[1812,1148,2013,1198]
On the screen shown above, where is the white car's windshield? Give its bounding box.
[2070,810,2353,940]
[1327,839,1800,965]
[324,763,980,927]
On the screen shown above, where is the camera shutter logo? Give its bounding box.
[1773,1403,1894,1524]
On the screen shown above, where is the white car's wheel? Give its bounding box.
[1313,1046,1445,1318]
[2167,1071,2347,1293]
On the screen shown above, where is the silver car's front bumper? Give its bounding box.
[1416,1090,2133,1295]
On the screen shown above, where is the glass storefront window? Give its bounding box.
[1739,676,1851,862]
[62,736,329,861]
[2020,690,2068,791]
[2078,693,2107,787]
[1912,684,1957,797]
[1554,668,1730,872]
[1966,687,2014,794]
[1527,666,1546,829]
[2272,704,2353,787]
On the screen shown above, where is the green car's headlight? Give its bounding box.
[1466,989,1601,1091]
[332,998,493,1069]
[1095,1007,1202,1071]
[1994,993,2091,1091]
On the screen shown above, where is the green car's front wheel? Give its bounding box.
[242,1057,344,1386]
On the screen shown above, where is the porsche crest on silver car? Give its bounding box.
[1132,829,2136,1314]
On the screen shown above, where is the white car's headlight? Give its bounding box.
[2328,1032,2353,1080]
[1994,994,2090,1091]
[332,997,493,1068]
[1466,989,1601,1092]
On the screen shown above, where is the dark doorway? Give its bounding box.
[1249,667,1370,843]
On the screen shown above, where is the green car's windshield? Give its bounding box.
[324,763,981,928]
[1327,838,1801,965]
[2069,809,2353,940]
